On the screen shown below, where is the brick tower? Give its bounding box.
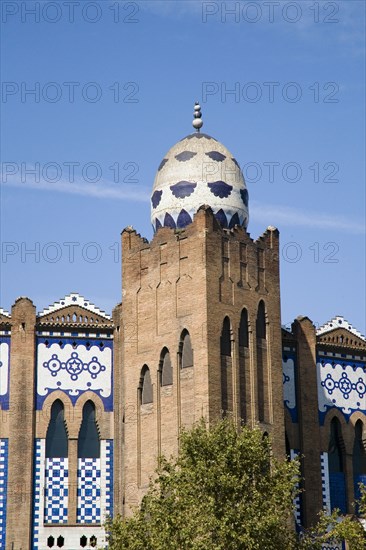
[116,103,285,514]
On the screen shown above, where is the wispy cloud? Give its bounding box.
[1,173,150,202]
[2,170,364,234]
[250,201,365,234]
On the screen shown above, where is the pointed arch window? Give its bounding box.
[353,420,366,511]
[256,300,266,339]
[181,331,193,368]
[328,417,346,513]
[77,401,101,524]
[220,317,231,356]
[238,309,249,422]
[46,400,68,458]
[78,401,100,459]
[160,348,173,386]
[221,316,233,416]
[45,400,69,524]
[140,366,153,404]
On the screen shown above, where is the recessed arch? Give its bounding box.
[160,347,173,386]
[328,417,346,513]
[78,400,100,459]
[180,330,193,369]
[221,316,233,416]
[140,365,153,404]
[238,309,249,423]
[46,399,68,459]
[256,301,268,422]
[256,300,266,339]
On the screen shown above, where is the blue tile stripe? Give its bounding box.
[105,440,114,518]
[77,458,101,523]
[0,439,9,549]
[320,452,331,512]
[290,449,301,525]
[32,439,42,550]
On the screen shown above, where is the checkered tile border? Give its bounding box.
[44,458,68,524]
[290,449,301,525]
[32,439,43,549]
[77,458,101,524]
[320,452,331,513]
[105,440,113,518]
[0,439,9,549]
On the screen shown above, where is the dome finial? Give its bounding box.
[192,101,203,132]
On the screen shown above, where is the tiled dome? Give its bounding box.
[151,104,249,231]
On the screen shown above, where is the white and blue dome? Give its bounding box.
[151,103,249,231]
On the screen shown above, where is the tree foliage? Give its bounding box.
[106,419,366,550]
[107,419,299,549]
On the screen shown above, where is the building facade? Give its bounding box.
[0,106,365,548]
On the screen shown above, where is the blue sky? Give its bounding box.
[1,0,365,334]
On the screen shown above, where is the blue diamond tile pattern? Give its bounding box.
[44,458,68,524]
[0,439,9,549]
[77,458,101,524]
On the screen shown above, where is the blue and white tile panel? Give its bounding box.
[36,337,113,411]
[77,458,101,524]
[44,458,68,524]
[32,439,110,549]
[290,449,301,525]
[0,337,10,410]
[0,439,9,549]
[320,452,331,513]
[317,356,366,425]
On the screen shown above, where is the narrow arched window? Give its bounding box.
[353,420,366,510]
[256,300,266,339]
[46,400,68,458]
[238,309,249,422]
[239,309,249,348]
[78,401,100,459]
[328,417,346,513]
[221,316,233,416]
[353,420,366,474]
[45,400,69,525]
[221,317,231,356]
[160,348,173,386]
[140,366,153,404]
[256,301,267,422]
[181,331,193,368]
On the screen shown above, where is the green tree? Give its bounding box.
[106,420,366,550]
[106,419,299,549]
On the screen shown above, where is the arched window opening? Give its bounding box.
[256,301,267,422]
[353,420,366,474]
[181,331,193,368]
[238,309,249,422]
[221,317,233,416]
[285,432,291,459]
[220,316,231,356]
[140,366,153,404]
[353,420,366,511]
[160,348,173,386]
[78,401,100,459]
[256,300,266,339]
[46,400,68,458]
[329,417,344,473]
[328,417,346,513]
